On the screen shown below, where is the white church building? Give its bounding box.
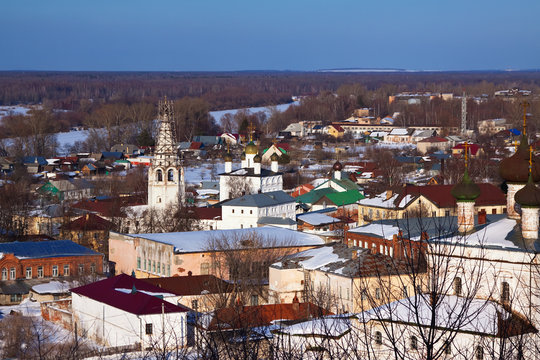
[148,98,185,208]
[219,141,283,202]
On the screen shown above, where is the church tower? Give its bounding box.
[148,98,185,208]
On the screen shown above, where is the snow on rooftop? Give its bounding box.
[359,192,399,208]
[280,316,352,337]
[115,288,176,298]
[131,226,324,253]
[360,295,508,335]
[297,213,340,226]
[32,281,72,294]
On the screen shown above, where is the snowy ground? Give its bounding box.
[209,102,296,127]
[184,162,224,185]
[0,105,33,121]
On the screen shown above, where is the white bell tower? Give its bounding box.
[148,98,185,208]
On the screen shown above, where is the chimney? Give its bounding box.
[477,209,487,225]
[292,293,300,312]
[386,190,393,200]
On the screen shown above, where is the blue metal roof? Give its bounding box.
[0,240,101,259]
[22,156,47,166]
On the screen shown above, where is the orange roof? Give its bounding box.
[207,302,331,331]
[291,184,315,197]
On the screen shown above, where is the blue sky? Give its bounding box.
[1,0,539,71]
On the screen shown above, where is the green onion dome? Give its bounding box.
[500,136,540,183]
[515,174,540,208]
[245,141,258,155]
[451,169,481,201]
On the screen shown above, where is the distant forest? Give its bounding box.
[1,71,540,109]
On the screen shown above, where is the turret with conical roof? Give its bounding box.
[515,146,540,239]
[499,102,538,219]
[452,142,479,233]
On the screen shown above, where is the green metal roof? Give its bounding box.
[321,190,365,206]
[295,188,336,204]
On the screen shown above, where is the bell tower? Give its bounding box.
[148,98,185,208]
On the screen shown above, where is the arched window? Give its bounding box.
[1,268,7,281]
[167,169,174,182]
[454,277,462,296]
[156,169,163,182]
[476,346,484,360]
[374,331,382,345]
[501,281,510,302]
[410,336,418,350]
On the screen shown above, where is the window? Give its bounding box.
[26,267,32,279]
[63,264,70,276]
[167,169,174,182]
[250,210,253,214]
[232,209,235,214]
[137,257,141,269]
[241,210,244,214]
[143,258,147,271]
[10,294,22,303]
[167,264,170,277]
[476,346,484,360]
[375,288,381,300]
[410,336,418,350]
[501,281,510,302]
[153,261,156,273]
[10,267,15,280]
[157,262,161,274]
[374,331,382,345]
[200,262,210,275]
[251,295,259,306]
[1,268,6,280]
[37,266,43,278]
[145,323,153,335]
[431,211,436,217]
[90,263,96,274]
[52,265,58,277]
[445,210,450,216]
[156,170,162,182]
[191,300,199,310]
[454,277,462,296]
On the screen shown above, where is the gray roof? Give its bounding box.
[223,191,294,208]
[257,217,297,225]
[220,168,281,177]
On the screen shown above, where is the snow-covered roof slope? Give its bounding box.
[359,295,514,336]
[297,212,340,226]
[279,316,352,337]
[130,226,324,254]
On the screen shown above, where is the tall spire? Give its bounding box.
[154,98,179,168]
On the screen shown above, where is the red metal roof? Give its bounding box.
[453,143,482,156]
[59,213,115,231]
[189,142,203,150]
[189,207,222,220]
[72,196,144,217]
[419,136,448,143]
[142,275,233,296]
[71,274,189,315]
[207,302,331,331]
[396,183,505,208]
[291,184,315,198]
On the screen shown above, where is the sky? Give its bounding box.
[1,0,539,72]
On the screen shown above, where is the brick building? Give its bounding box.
[0,240,104,304]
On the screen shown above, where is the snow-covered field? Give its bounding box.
[209,102,297,127]
[0,105,33,121]
[184,162,225,184]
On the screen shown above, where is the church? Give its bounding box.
[147,98,185,208]
[219,137,283,202]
